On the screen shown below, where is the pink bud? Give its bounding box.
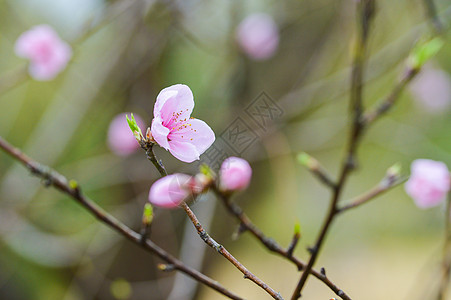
[409,66,451,114]
[236,13,279,61]
[107,113,146,156]
[15,25,72,81]
[220,157,252,192]
[148,174,193,208]
[405,159,450,209]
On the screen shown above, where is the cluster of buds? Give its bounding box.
[148,157,252,208]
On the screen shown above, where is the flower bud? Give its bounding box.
[405,159,450,209]
[108,113,145,156]
[236,13,279,60]
[148,174,193,208]
[219,157,252,192]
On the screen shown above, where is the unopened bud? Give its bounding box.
[142,203,153,226]
[297,152,319,170]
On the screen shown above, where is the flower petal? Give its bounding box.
[151,116,170,150]
[154,84,194,128]
[168,140,200,163]
[148,174,192,208]
[168,119,215,156]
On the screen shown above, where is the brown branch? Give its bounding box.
[181,202,283,300]
[422,0,444,34]
[141,142,283,299]
[297,153,336,189]
[363,66,419,125]
[142,143,168,177]
[0,136,243,300]
[337,176,407,214]
[212,187,352,300]
[437,194,451,300]
[290,2,376,298]
[289,1,381,297]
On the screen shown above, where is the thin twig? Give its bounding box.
[143,143,283,299]
[437,194,451,300]
[298,153,336,189]
[363,67,419,125]
[212,187,352,300]
[337,176,407,213]
[181,202,283,300]
[0,136,243,300]
[422,0,444,34]
[286,227,301,258]
[144,144,168,177]
[290,2,375,299]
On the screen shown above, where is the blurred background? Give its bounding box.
[0,0,451,299]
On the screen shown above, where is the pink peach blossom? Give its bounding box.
[15,24,72,81]
[151,84,215,163]
[409,66,451,113]
[220,157,252,192]
[236,13,279,60]
[405,159,450,209]
[108,113,145,156]
[148,174,193,208]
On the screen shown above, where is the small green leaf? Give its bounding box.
[296,152,311,166]
[387,162,402,177]
[126,113,143,141]
[408,37,444,69]
[199,164,213,176]
[294,222,301,237]
[142,203,153,225]
[69,179,78,190]
[296,152,318,170]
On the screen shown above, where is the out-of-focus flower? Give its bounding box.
[148,174,193,208]
[409,66,451,113]
[236,13,279,60]
[220,157,252,192]
[405,159,450,209]
[151,84,215,163]
[108,113,145,156]
[15,25,72,80]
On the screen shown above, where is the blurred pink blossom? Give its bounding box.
[236,13,279,60]
[15,24,72,81]
[151,84,215,163]
[220,157,252,192]
[405,159,450,209]
[108,113,145,156]
[148,174,193,208]
[409,66,451,113]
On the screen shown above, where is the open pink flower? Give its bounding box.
[405,159,450,209]
[151,84,215,163]
[148,174,193,208]
[220,157,252,192]
[236,13,279,60]
[15,24,72,81]
[107,113,145,156]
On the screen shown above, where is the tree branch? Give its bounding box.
[212,187,352,300]
[437,194,451,300]
[363,67,419,125]
[181,202,283,300]
[337,176,407,214]
[141,142,283,299]
[0,136,243,300]
[290,2,375,298]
